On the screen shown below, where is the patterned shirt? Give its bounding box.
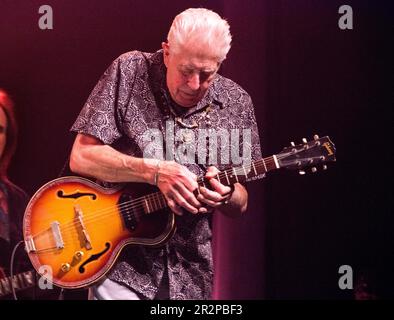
[71,50,263,299]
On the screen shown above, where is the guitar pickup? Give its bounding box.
[74,204,92,250]
[51,221,64,250]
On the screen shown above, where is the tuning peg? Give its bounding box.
[302,138,307,144]
[313,134,319,140]
[311,167,317,173]
[322,165,327,170]
[290,141,295,146]
[299,170,306,175]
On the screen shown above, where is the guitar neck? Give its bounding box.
[198,155,279,187]
[0,270,36,298]
[134,155,279,214]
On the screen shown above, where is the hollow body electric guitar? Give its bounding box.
[23,135,336,289]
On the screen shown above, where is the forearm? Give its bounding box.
[217,183,248,218]
[70,135,158,184]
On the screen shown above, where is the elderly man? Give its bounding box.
[70,8,262,300]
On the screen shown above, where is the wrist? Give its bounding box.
[153,160,161,186]
[142,158,161,185]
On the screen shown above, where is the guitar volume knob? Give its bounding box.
[61,263,71,272]
[74,251,84,260]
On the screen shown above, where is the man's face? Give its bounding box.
[162,42,220,108]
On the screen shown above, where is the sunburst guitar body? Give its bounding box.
[23,177,175,289]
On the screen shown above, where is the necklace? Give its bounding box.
[160,89,213,129]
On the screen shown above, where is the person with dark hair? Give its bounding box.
[0,89,31,299]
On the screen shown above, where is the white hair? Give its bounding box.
[167,8,232,62]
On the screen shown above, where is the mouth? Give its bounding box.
[180,91,199,98]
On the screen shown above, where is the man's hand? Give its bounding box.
[155,161,202,215]
[196,166,234,214]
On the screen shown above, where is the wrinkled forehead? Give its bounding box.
[173,46,220,72]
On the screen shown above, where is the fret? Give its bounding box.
[272,155,280,169]
[144,197,151,214]
[242,165,248,178]
[159,194,166,209]
[224,170,230,185]
[1,278,11,294]
[232,167,239,183]
[23,271,35,286]
[151,194,158,212]
[216,174,221,184]
[11,275,20,289]
[262,158,267,172]
[17,274,24,288]
[157,194,165,211]
[252,161,257,175]
[153,194,160,212]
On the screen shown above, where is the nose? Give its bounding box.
[187,73,200,91]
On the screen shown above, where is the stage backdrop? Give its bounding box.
[1,0,392,299]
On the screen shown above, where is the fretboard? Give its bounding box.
[0,270,36,298]
[126,155,279,215]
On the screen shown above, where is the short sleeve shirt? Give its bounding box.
[71,50,263,299]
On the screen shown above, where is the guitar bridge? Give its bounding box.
[24,222,64,253]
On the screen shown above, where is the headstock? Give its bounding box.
[276,135,336,174]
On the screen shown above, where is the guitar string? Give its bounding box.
[30,157,281,242]
[35,152,326,249]
[50,159,282,244]
[54,157,275,245]
[56,158,275,228]
[29,164,272,246]
[36,145,321,233]
[30,156,288,242]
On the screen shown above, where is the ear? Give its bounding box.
[162,42,170,67]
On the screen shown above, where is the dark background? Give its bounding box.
[1,0,392,299]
